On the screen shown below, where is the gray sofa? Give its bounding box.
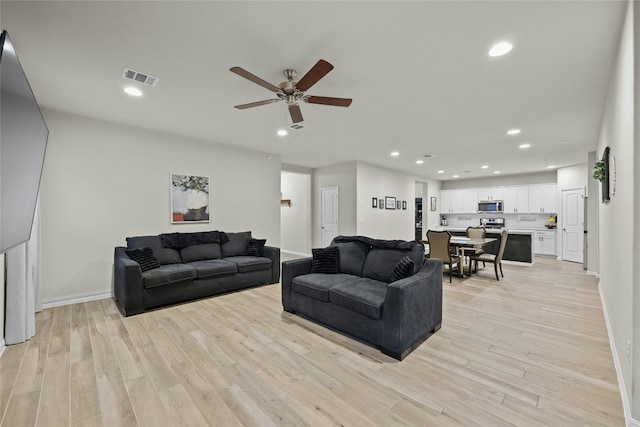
[282,236,442,360]
[114,230,280,316]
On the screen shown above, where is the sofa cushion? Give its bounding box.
[221,231,252,257]
[224,256,272,273]
[142,264,197,288]
[292,273,361,302]
[311,247,339,274]
[389,256,415,282]
[180,243,222,263]
[127,235,182,265]
[186,259,237,279]
[329,278,388,320]
[125,247,160,272]
[244,238,266,257]
[330,240,369,276]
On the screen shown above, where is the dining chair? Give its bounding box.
[426,230,461,282]
[471,229,508,281]
[463,226,486,271]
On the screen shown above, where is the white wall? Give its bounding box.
[586,152,599,274]
[280,171,311,255]
[596,0,636,420]
[39,109,281,303]
[557,163,587,190]
[312,162,357,247]
[0,253,4,349]
[356,162,415,240]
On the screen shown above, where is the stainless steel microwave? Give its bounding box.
[478,200,503,213]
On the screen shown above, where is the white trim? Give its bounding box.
[281,250,311,258]
[599,283,640,427]
[586,270,599,277]
[41,291,111,309]
[0,339,5,358]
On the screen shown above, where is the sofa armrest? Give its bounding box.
[113,246,145,316]
[281,257,312,311]
[381,258,443,359]
[263,245,281,284]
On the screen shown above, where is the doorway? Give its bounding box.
[320,187,339,247]
[561,187,585,263]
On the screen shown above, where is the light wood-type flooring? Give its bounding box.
[0,257,625,426]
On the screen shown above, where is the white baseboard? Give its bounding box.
[598,283,640,426]
[0,339,5,358]
[42,291,112,309]
[586,270,599,278]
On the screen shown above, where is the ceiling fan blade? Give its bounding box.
[234,99,281,110]
[288,104,304,123]
[230,67,281,93]
[305,96,352,107]
[295,60,334,92]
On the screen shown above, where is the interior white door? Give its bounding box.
[320,187,339,247]
[562,188,584,263]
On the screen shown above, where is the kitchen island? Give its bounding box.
[438,228,534,265]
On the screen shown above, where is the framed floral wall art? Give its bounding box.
[171,174,210,223]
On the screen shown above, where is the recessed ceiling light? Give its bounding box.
[416,160,424,165]
[519,143,531,149]
[489,41,513,57]
[493,171,501,174]
[437,170,444,174]
[124,86,142,97]
[277,129,288,137]
[452,174,459,178]
[507,129,520,135]
[547,165,556,169]
[481,165,489,169]
[390,151,400,157]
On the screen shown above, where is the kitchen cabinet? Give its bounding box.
[477,187,504,201]
[503,187,529,213]
[528,184,557,213]
[440,189,477,213]
[534,230,556,256]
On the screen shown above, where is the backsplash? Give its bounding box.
[442,213,553,230]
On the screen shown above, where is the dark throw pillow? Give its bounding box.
[311,246,339,274]
[389,256,415,282]
[245,238,266,257]
[125,247,160,272]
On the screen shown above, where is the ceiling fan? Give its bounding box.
[230,59,352,124]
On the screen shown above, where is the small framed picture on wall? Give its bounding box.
[402,200,407,210]
[385,196,396,209]
[430,196,437,211]
[379,199,384,209]
[372,197,377,208]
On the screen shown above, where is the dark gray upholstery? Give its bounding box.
[329,278,388,320]
[142,264,197,288]
[186,259,237,278]
[330,240,369,276]
[180,243,222,263]
[114,231,280,316]
[221,231,252,257]
[292,273,360,302]
[126,235,182,265]
[282,235,442,360]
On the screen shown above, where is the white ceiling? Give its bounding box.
[2,1,627,181]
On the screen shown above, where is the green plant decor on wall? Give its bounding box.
[593,161,605,182]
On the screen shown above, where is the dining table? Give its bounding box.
[423,236,497,278]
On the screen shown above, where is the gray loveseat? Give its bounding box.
[282,236,442,360]
[114,230,280,316]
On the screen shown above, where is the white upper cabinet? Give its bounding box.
[503,186,529,213]
[528,184,557,213]
[440,189,478,213]
[477,187,504,201]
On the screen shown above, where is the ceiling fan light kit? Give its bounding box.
[230,59,352,124]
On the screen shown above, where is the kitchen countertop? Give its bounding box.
[437,227,536,235]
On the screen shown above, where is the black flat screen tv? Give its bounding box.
[0,30,49,253]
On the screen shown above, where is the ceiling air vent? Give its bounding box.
[122,68,159,87]
[288,123,310,132]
